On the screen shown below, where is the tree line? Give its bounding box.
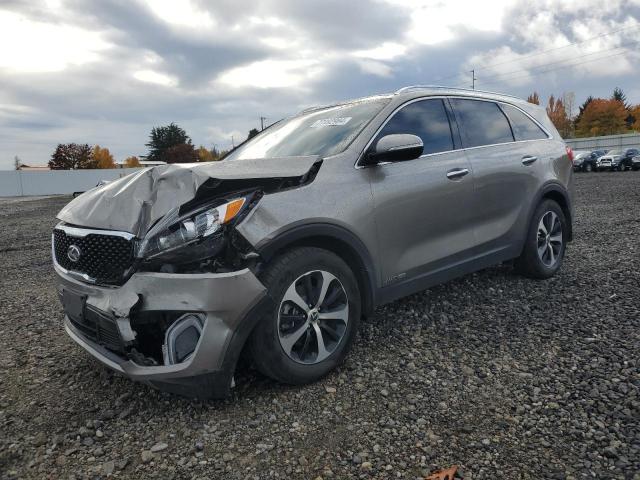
[527,88,639,139]
[46,124,259,170]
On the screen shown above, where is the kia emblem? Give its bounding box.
[67,244,82,262]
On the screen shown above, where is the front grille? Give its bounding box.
[53,228,135,285]
[68,306,125,354]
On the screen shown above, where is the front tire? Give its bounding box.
[248,247,361,385]
[515,200,567,279]
[585,163,593,173]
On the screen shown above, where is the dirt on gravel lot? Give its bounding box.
[0,172,639,480]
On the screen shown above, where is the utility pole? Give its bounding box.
[471,69,476,90]
[259,116,267,131]
[231,136,235,149]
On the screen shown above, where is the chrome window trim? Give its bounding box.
[55,222,136,240]
[355,95,553,170]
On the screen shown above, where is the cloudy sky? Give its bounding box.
[1,0,639,169]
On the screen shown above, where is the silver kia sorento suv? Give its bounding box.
[53,86,574,398]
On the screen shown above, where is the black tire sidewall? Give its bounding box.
[517,200,567,279]
[249,247,361,385]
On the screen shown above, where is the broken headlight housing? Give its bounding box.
[138,196,249,261]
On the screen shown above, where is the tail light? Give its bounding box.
[566,146,574,163]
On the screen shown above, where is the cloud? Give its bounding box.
[465,0,640,90]
[133,69,179,87]
[0,10,110,73]
[217,59,324,89]
[1,0,639,169]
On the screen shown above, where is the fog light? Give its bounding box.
[163,314,204,365]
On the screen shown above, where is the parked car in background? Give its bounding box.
[572,151,589,171]
[52,86,574,398]
[597,148,640,171]
[572,150,605,172]
[72,180,113,198]
[632,154,640,171]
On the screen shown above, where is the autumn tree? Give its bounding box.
[92,145,116,169]
[163,143,198,164]
[573,96,594,130]
[145,123,192,162]
[630,105,640,131]
[196,145,214,162]
[124,156,141,167]
[546,95,571,138]
[526,92,540,105]
[575,99,628,137]
[48,143,94,169]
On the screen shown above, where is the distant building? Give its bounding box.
[116,160,167,168]
[18,164,51,171]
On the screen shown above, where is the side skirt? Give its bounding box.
[376,246,517,306]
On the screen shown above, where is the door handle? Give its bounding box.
[522,155,538,165]
[446,168,470,180]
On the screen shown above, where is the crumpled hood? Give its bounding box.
[57,156,320,235]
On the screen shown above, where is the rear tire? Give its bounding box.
[515,200,567,279]
[248,247,361,385]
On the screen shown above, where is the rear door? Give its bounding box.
[449,98,549,252]
[365,98,477,286]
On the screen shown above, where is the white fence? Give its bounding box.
[564,132,640,151]
[0,168,142,197]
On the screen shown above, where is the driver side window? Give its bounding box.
[376,99,454,156]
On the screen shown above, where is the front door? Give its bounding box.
[364,98,477,287]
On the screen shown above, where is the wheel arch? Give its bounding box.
[255,223,378,316]
[530,182,573,242]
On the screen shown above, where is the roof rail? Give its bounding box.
[299,94,392,114]
[394,85,521,100]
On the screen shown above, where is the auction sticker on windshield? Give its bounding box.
[310,117,352,128]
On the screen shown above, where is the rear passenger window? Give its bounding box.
[377,99,454,156]
[501,104,548,141]
[451,99,514,148]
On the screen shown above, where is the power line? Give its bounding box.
[462,38,640,87]
[475,50,634,88]
[428,23,640,84]
[460,41,640,86]
[476,24,639,71]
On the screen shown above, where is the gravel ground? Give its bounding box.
[1,172,639,480]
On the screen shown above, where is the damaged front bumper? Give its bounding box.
[54,264,268,398]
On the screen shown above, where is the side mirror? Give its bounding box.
[362,134,424,166]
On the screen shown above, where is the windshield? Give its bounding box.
[225,98,390,160]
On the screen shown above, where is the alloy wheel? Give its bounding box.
[277,270,349,364]
[537,211,563,267]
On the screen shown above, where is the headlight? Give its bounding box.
[138,197,248,260]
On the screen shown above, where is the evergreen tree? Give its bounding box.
[145,123,192,161]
